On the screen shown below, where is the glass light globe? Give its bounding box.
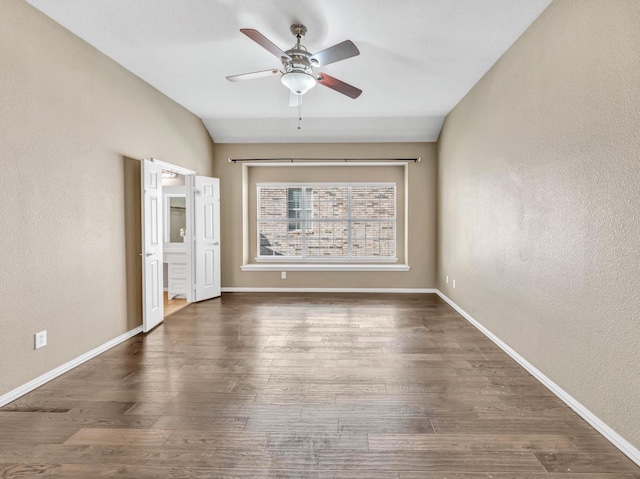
[281,71,317,95]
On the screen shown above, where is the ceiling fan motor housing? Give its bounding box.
[280,24,318,94]
[281,24,316,75]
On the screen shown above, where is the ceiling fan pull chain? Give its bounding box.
[298,99,302,130]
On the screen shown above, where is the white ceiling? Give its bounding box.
[26,0,552,144]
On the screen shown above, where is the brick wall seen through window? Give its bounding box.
[258,183,396,260]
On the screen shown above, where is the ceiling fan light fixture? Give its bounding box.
[281,71,317,95]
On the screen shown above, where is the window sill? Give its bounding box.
[240,263,411,272]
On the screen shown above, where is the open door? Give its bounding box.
[141,159,164,331]
[189,175,221,301]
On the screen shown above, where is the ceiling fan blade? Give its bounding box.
[240,29,291,60]
[289,91,302,108]
[226,69,280,82]
[317,73,362,99]
[311,40,360,67]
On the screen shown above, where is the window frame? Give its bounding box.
[286,187,313,231]
[257,182,398,263]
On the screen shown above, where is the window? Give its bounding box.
[287,187,312,231]
[258,183,396,261]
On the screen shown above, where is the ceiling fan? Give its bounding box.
[226,24,362,106]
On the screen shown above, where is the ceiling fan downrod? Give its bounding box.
[290,24,307,47]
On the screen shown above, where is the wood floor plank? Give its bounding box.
[0,411,157,429]
[0,292,637,477]
[164,430,269,449]
[43,465,401,479]
[569,434,632,454]
[0,464,105,479]
[0,426,78,445]
[244,418,339,434]
[66,401,137,416]
[338,417,435,434]
[536,452,640,473]
[399,473,640,479]
[150,415,248,431]
[266,433,369,451]
[368,434,579,452]
[430,418,597,435]
[317,450,546,472]
[65,428,173,446]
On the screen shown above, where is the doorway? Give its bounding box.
[141,158,221,332]
[162,170,189,318]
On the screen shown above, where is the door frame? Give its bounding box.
[142,158,196,331]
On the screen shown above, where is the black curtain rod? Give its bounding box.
[228,157,421,163]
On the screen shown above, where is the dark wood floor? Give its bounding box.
[1,293,639,478]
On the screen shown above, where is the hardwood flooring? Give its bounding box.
[164,291,188,317]
[1,293,638,478]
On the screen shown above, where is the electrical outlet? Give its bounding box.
[453,279,456,289]
[35,330,47,349]
[281,271,286,279]
[446,275,449,284]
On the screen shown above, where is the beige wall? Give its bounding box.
[438,0,640,449]
[0,0,214,395]
[213,143,436,289]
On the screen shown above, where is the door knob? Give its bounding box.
[212,242,220,246]
[145,252,153,257]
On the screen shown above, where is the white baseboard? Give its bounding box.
[222,287,437,294]
[435,290,640,468]
[0,326,143,408]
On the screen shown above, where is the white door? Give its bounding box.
[141,159,164,331]
[190,175,221,301]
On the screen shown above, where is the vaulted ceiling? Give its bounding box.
[27,0,552,143]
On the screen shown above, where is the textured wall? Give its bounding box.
[213,143,436,289]
[438,0,640,448]
[0,0,214,395]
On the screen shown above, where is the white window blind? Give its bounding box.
[257,183,396,261]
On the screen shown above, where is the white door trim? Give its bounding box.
[152,158,196,177]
